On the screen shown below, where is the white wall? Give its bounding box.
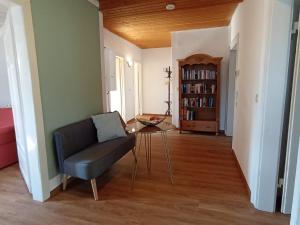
[229,0,266,200]
[103,28,142,63]
[230,0,293,212]
[171,27,229,130]
[0,33,11,107]
[142,48,172,114]
[103,28,142,121]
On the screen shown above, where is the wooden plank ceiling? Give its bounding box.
[100,0,242,49]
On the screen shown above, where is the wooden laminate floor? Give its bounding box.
[0,132,290,225]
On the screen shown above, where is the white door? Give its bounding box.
[104,48,126,120]
[226,50,237,136]
[3,13,31,192]
[117,57,126,120]
[282,15,300,213]
[104,47,116,112]
[232,70,240,151]
[124,60,135,122]
[110,56,125,118]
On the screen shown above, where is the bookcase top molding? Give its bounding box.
[178,54,223,66]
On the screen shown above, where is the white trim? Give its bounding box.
[99,11,108,112]
[1,0,50,201]
[88,0,99,8]
[230,33,239,51]
[49,174,62,192]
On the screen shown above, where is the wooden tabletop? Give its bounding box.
[126,121,176,134]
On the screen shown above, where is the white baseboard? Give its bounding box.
[49,174,62,191]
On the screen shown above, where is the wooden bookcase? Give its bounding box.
[178,54,222,134]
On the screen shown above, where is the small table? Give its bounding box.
[126,121,176,184]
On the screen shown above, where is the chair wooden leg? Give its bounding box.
[91,179,99,201]
[62,174,68,191]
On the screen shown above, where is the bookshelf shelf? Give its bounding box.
[182,93,216,96]
[182,79,217,82]
[182,106,216,109]
[182,118,216,122]
[178,54,222,134]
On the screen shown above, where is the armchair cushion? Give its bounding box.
[63,133,135,180]
[91,112,127,143]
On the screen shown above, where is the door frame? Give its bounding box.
[111,55,126,120]
[99,10,108,112]
[3,7,34,192]
[226,36,239,137]
[282,11,300,213]
[1,0,49,201]
[290,138,300,225]
[254,0,294,212]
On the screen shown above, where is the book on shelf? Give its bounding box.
[182,108,196,121]
[182,96,214,108]
[182,83,216,94]
[182,68,216,80]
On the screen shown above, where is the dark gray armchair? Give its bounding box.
[53,116,137,200]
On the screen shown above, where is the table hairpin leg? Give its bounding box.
[144,133,152,172]
[137,132,143,156]
[161,131,174,184]
[135,132,150,171]
[131,147,138,189]
[131,133,142,189]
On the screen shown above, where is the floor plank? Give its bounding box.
[0,132,290,225]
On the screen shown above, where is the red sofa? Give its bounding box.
[0,108,18,169]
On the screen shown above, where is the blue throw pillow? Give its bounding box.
[91,112,127,143]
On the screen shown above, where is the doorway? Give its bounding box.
[226,48,238,137]
[0,0,49,201]
[109,56,126,120]
[134,61,142,117]
[278,0,300,214]
[104,47,143,122]
[2,11,32,191]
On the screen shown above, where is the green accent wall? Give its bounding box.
[31,0,103,179]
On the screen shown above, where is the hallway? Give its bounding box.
[0,132,289,225]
